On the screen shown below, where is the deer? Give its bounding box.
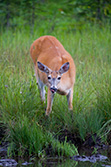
[30,35,76,116]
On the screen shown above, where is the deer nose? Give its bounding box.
[50,87,57,93]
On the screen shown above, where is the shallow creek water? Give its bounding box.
[37,147,111,167]
[0,146,111,167]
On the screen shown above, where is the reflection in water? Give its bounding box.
[22,158,110,167]
[8,147,111,167]
[17,150,111,167]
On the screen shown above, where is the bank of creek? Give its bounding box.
[0,127,111,167]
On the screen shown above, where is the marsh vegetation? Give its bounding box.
[0,0,111,160]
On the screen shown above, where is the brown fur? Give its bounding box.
[30,35,76,115]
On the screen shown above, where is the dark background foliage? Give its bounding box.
[0,0,111,31]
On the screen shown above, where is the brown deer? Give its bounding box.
[30,35,76,115]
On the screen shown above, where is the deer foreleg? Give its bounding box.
[46,88,54,115]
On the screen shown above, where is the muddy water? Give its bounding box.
[0,143,111,167]
[39,147,111,167]
[0,153,110,167]
[16,153,110,167]
[15,147,111,167]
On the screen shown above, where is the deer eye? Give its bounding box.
[57,76,61,80]
[48,76,51,80]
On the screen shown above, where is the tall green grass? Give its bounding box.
[0,23,111,157]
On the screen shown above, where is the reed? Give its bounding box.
[0,23,111,157]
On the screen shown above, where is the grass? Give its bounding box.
[0,23,111,158]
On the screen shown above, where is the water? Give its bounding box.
[15,147,111,167]
[0,154,110,167]
[16,158,110,167]
[0,145,111,167]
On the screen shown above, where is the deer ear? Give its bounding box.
[59,62,69,74]
[37,61,51,74]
